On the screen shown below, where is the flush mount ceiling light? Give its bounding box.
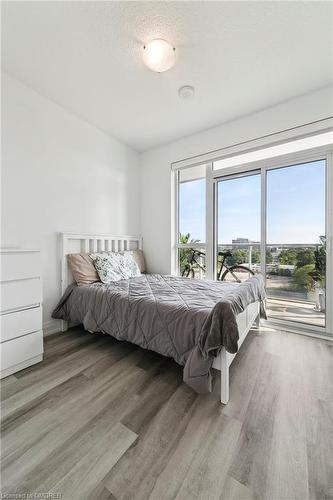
[143,39,176,73]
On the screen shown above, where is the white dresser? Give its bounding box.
[0,249,43,378]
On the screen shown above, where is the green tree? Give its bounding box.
[278,249,297,265]
[266,249,273,264]
[293,264,315,291]
[310,243,326,287]
[179,233,200,276]
[296,249,315,268]
[251,249,261,264]
[228,249,247,266]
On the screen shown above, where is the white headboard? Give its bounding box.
[60,232,143,296]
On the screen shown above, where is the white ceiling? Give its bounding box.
[2,1,333,152]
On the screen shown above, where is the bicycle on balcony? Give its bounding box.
[181,249,255,283]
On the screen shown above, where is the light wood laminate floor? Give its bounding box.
[1,326,332,500]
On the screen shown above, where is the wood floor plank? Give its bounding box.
[1,325,332,500]
[2,347,179,493]
[49,422,137,500]
[264,365,310,500]
[147,396,240,500]
[221,330,265,423]
[306,399,333,500]
[0,374,18,387]
[20,330,103,369]
[221,477,253,500]
[1,356,147,490]
[104,383,197,500]
[89,484,117,500]
[173,414,242,500]
[1,334,105,402]
[121,358,183,435]
[1,336,113,417]
[1,372,89,433]
[228,352,280,499]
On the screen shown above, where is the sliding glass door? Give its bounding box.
[266,160,326,327]
[214,158,327,329]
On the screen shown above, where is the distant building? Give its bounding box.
[232,238,260,248]
[232,238,249,245]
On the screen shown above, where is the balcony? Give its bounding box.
[178,241,326,328]
[267,297,325,327]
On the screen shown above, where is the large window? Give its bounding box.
[174,131,332,335]
[179,165,206,243]
[177,164,206,278]
[217,172,261,282]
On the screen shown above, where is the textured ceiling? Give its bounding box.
[2,1,333,151]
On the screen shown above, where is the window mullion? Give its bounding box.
[205,163,214,280]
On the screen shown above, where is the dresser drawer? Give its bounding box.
[0,251,41,281]
[0,278,41,313]
[0,330,43,373]
[0,306,42,342]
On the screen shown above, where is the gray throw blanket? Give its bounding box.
[52,274,266,393]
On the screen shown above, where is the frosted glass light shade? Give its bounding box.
[143,39,176,73]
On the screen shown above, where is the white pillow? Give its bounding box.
[90,252,141,283]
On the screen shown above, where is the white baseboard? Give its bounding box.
[1,354,43,379]
[43,319,61,336]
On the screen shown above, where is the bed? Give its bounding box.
[53,233,266,404]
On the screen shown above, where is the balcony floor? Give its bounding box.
[267,297,325,327]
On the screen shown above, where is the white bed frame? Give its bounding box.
[60,232,143,333]
[59,232,260,404]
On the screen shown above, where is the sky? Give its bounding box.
[179,160,325,244]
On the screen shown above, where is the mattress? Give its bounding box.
[52,273,266,393]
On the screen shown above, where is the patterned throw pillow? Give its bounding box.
[90,252,141,283]
[120,252,142,279]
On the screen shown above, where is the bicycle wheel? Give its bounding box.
[182,266,195,278]
[221,265,255,283]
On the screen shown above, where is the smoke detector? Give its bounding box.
[178,85,195,99]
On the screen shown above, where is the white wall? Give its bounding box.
[1,73,141,333]
[140,86,333,274]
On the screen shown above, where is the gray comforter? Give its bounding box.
[52,274,266,393]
